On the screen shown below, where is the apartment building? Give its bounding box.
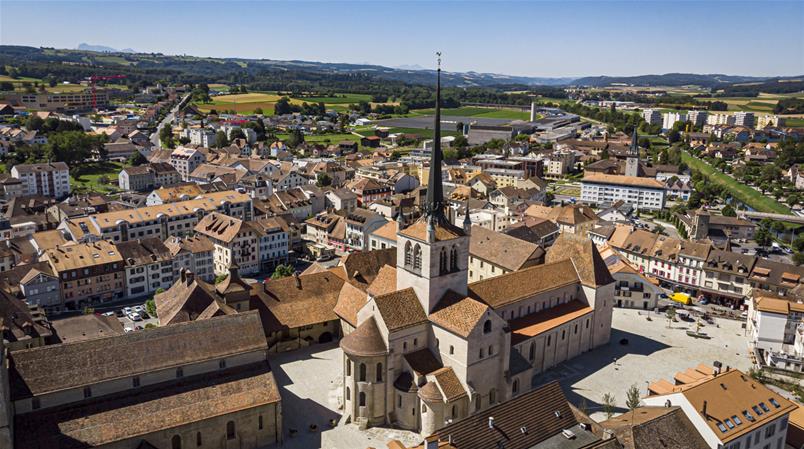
[734,111,756,128]
[116,238,175,299]
[662,111,687,131]
[14,90,109,111]
[707,113,736,126]
[687,110,709,128]
[194,212,260,276]
[642,108,662,125]
[119,163,182,192]
[164,235,216,282]
[581,173,666,211]
[642,369,795,449]
[701,250,756,304]
[60,190,253,243]
[11,162,71,199]
[250,217,290,271]
[42,240,125,308]
[169,147,205,181]
[188,128,217,147]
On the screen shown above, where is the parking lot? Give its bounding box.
[99,302,159,332]
[534,307,752,420]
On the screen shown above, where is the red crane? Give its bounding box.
[88,74,127,110]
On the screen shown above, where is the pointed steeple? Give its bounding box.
[463,200,472,234]
[629,128,639,157]
[425,52,446,227]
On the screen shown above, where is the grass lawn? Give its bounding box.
[291,93,372,104]
[385,127,459,138]
[71,161,128,194]
[680,149,792,215]
[275,133,361,144]
[785,118,804,127]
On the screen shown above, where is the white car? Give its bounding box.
[133,305,145,313]
[123,307,133,315]
[128,312,143,322]
[124,327,133,333]
[102,311,115,317]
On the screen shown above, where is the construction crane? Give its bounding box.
[87,74,127,110]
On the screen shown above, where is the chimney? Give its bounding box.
[488,417,494,429]
[180,268,186,283]
[702,400,708,418]
[186,271,194,284]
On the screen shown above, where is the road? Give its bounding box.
[150,93,191,149]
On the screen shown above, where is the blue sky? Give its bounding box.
[1,1,802,77]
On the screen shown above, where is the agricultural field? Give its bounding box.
[696,92,804,113]
[0,76,126,93]
[195,91,385,115]
[290,93,372,104]
[274,132,362,144]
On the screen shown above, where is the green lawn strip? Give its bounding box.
[680,150,792,215]
[70,161,128,194]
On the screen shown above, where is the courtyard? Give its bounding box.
[535,307,752,420]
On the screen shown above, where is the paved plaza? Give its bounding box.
[535,307,752,420]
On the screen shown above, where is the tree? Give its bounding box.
[44,131,105,166]
[127,151,148,166]
[601,392,617,419]
[271,264,295,280]
[287,128,304,148]
[626,384,642,410]
[214,130,228,148]
[26,114,44,131]
[721,204,737,217]
[755,227,773,247]
[253,107,263,115]
[453,135,469,149]
[456,121,464,134]
[145,299,157,318]
[654,224,667,236]
[214,273,228,284]
[316,172,332,187]
[229,128,246,141]
[159,123,174,148]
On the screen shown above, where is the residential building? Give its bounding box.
[663,111,687,131]
[164,235,216,282]
[325,188,358,213]
[145,183,205,206]
[0,291,52,351]
[11,162,71,199]
[734,111,756,128]
[13,89,108,112]
[116,238,175,299]
[701,250,756,305]
[687,110,709,128]
[642,108,662,125]
[599,244,663,310]
[344,208,387,251]
[0,262,61,313]
[642,369,795,449]
[118,165,156,192]
[369,220,398,250]
[42,240,125,308]
[251,217,290,271]
[169,146,205,181]
[581,173,666,210]
[194,212,261,276]
[467,225,544,282]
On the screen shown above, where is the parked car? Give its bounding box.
[102,311,115,317]
[115,309,125,318]
[128,312,143,321]
[133,305,144,313]
[124,327,133,333]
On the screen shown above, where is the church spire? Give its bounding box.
[629,128,639,157]
[425,52,446,226]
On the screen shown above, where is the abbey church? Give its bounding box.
[337,61,616,435]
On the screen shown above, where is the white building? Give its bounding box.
[662,112,687,131]
[189,128,217,147]
[707,113,736,126]
[580,173,666,211]
[642,108,662,125]
[10,162,71,199]
[169,147,205,181]
[734,111,756,129]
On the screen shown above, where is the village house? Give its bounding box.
[42,240,125,309]
[194,212,261,276]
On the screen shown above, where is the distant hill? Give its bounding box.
[571,73,773,88]
[77,43,135,53]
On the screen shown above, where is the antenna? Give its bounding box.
[436,51,442,70]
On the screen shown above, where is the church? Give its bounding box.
[337,59,616,435]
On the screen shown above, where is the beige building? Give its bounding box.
[8,312,282,449]
[194,212,260,276]
[43,240,125,308]
[467,225,544,282]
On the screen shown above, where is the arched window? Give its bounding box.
[404,241,412,267]
[196,431,202,447]
[449,345,454,355]
[258,415,263,430]
[439,247,447,274]
[346,360,351,376]
[346,386,351,401]
[483,319,492,334]
[513,379,520,395]
[413,244,422,270]
[528,343,535,361]
[376,363,383,382]
[450,246,458,271]
[451,404,456,417]
[172,435,181,449]
[489,388,497,404]
[359,363,366,382]
[226,421,235,440]
[488,345,493,355]
[479,348,484,358]
[413,338,418,347]
[359,392,366,407]
[422,403,427,413]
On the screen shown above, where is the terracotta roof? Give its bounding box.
[403,348,442,375]
[155,272,227,325]
[680,369,797,443]
[582,173,666,189]
[399,219,466,242]
[418,381,444,402]
[340,248,397,286]
[433,367,467,401]
[194,212,254,243]
[10,312,266,399]
[371,220,399,242]
[468,259,579,309]
[44,240,123,272]
[431,381,579,449]
[254,270,344,331]
[340,316,388,356]
[366,265,397,297]
[601,406,709,449]
[509,300,594,344]
[15,363,280,449]
[429,292,489,338]
[334,281,368,327]
[374,288,428,332]
[754,295,804,315]
[51,314,124,344]
[469,225,543,272]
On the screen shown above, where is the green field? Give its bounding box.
[71,161,128,194]
[291,93,373,104]
[385,127,459,138]
[785,118,804,127]
[680,150,792,215]
[195,91,381,115]
[412,107,532,120]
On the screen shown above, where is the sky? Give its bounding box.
[1,0,803,78]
